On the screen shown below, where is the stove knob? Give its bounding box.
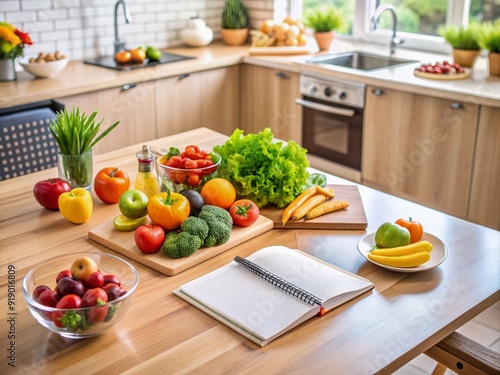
[310,85,318,95]
[324,87,333,97]
[339,92,347,100]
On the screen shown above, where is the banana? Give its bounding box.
[370,240,433,256]
[368,251,431,268]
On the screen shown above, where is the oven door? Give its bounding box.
[298,96,363,171]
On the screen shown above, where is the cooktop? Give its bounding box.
[84,52,195,71]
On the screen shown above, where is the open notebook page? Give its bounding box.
[246,246,373,310]
[179,260,318,341]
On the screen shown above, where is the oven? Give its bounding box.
[296,74,365,182]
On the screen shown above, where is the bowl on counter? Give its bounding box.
[22,252,139,339]
[157,152,221,192]
[20,58,68,78]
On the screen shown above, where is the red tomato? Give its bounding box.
[38,290,60,320]
[94,167,130,204]
[134,224,165,253]
[229,199,259,227]
[52,294,82,328]
[86,303,109,323]
[82,287,108,307]
[395,217,424,244]
[85,271,104,289]
[33,178,71,210]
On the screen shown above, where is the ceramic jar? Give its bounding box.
[180,18,214,47]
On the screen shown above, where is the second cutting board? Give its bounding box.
[259,184,367,229]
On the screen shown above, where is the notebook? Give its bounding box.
[173,245,374,346]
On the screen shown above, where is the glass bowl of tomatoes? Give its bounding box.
[157,145,221,192]
[22,252,139,339]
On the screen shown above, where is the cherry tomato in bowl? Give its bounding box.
[229,199,259,227]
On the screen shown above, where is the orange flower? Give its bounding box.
[0,25,21,46]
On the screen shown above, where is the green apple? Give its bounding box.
[119,189,149,219]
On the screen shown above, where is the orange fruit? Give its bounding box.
[200,178,236,209]
[130,48,146,63]
[115,51,131,64]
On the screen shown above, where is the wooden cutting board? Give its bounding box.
[88,215,274,276]
[259,185,367,229]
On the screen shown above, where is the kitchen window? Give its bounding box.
[292,0,500,53]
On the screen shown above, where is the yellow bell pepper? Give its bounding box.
[58,188,93,224]
[147,191,189,230]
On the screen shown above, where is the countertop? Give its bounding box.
[1,41,499,109]
[1,128,498,374]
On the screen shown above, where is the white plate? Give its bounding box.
[357,232,448,273]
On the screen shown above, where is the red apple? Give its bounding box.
[70,256,99,282]
[33,178,71,210]
[56,269,72,283]
[86,271,104,289]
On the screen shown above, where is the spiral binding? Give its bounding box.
[234,256,323,306]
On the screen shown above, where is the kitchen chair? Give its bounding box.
[0,100,64,181]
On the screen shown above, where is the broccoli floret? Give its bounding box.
[198,205,233,229]
[197,205,233,247]
[163,231,202,259]
[181,216,209,243]
[203,220,232,247]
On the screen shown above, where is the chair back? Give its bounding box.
[0,100,64,181]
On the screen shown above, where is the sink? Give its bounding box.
[307,51,417,71]
[84,52,194,71]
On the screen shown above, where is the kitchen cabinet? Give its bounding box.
[362,86,478,218]
[240,64,302,143]
[468,106,500,230]
[155,66,240,138]
[58,82,156,155]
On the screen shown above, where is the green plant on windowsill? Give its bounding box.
[303,6,344,33]
[478,20,500,53]
[49,107,120,188]
[437,24,482,50]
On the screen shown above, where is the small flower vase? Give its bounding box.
[57,150,93,190]
[0,59,17,81]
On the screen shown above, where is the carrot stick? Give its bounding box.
[316,186,335,198]
[304,200,349,220]
[281,185,318,226]
[292,194,328,221]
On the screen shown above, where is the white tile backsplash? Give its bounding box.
[3,0,285,60]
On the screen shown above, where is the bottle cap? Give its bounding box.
[137,145,154,163]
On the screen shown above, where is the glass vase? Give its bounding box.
[57,150,93,190]
[0,59,16,81]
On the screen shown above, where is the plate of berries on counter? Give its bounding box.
[414,61,469,80]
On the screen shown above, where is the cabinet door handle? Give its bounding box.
[372,88,384,96]
[275,72,289,79]
[122,83,137,91]
[450,102,464,109]
[178,73,190,80]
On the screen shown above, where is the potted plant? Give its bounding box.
[303,6,344,50]
[49,107,120,189]
[0,22,33,81]
[221,0,249,46]
[437,24,482,68]
[479,20,500,76]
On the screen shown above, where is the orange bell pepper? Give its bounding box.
[147,191,190,230]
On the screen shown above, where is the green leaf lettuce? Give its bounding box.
[213,128,310,208]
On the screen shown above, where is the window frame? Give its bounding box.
[291,0,477,54]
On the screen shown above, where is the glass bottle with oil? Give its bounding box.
[134,145,160,198]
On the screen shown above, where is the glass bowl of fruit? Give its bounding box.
[22,252,139,339]
[157,145,221,192]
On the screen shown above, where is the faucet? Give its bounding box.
[114,0,131,54]
[371,4,404,55]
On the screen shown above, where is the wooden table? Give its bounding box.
[1,128,499,374]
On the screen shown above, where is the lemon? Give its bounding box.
[113,215,147,231]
